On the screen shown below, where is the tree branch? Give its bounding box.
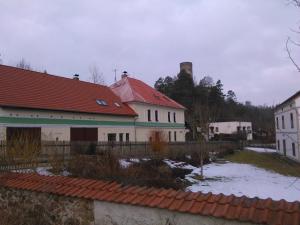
[286,37,300,72]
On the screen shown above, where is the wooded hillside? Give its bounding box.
[154,70,275,142]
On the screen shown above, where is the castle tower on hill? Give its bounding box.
[180,62,193,76]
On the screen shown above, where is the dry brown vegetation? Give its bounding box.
[149,130,168,156]
[0,133,41,172]
[67,150,187,190]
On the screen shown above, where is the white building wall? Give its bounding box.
[42,127,70,141]
[98,126,135,142]
[0,107,134,123]
[128,103,185,124]
[209,121,253,140]
[135,127,186,142]
[94,201,256,225]
[0,107,136,142]
[0,105,186,142]
[274,99,300,162]
[128,103,186,142]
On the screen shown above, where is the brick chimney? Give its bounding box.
[121,71,128,79]
[73,74,79,80]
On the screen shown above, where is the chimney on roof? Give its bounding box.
[73,74,79,80]
[121,71,128,79]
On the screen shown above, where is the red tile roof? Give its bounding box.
[0,65,136,116]
[0,172,299,225]
[110,76,185,109]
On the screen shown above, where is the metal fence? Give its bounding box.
[0,140,239,171]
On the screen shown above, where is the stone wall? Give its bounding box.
[94,201,256,225]
[0,187,94,225]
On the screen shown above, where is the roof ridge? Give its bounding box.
[126,77,147,102]
[0,64,108,88]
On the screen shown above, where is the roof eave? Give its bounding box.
[0,105,137,117]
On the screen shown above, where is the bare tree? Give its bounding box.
[16,58,32,70]
[89,65,105,85]
[286,0,300,72]
[191,102,221,178]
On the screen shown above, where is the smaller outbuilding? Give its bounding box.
[209,121,253,141]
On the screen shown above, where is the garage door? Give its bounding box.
[70,128,98,142]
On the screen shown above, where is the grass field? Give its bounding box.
[225,150,300,177]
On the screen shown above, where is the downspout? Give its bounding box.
[134,116,137,142]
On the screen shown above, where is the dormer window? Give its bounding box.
[96,99,108,106]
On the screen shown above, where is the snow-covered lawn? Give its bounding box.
[245,147,277,153]
[16,167,71,176]
[185,162,300,202]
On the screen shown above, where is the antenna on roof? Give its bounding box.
[113,68,117,82]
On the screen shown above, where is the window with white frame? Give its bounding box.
[290,113,294,129]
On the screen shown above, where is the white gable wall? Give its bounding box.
[274,98,300,162]
[128,102,186,142]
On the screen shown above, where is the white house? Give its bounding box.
[0,65,186,144]
[209,121,253,140]
[275,91,300,162]
[111,73,187,142]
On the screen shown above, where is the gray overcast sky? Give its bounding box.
[0,0,299,106]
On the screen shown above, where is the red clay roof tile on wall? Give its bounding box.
[0,173,299,225]
[0,65,136,116]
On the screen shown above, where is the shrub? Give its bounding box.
[1,133,41,172]
[148,130,168,158]
[121,159,184,189]
[68,150,121,180]
[48,151,65,175]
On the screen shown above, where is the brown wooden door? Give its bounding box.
[70,128,98,142]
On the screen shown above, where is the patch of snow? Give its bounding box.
[119,159,133,168]
[61,170,71,176]
[164,159,196,170]
[36,167,53,176]
[119,158,150,168]
[245,147,276,153]
[186,162,300,202]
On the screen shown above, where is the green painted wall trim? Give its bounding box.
[0,116,185,128]
[135,121,185,128]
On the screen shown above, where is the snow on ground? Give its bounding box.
[119,159,133,168]
[164,159,196,170]
[36,167,53,176]
[119,158,150,168]
[13,167,71,176]
[245,147,277,153]
[186,162,300,202]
